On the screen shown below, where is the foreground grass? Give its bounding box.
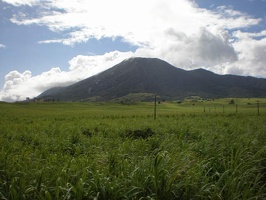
[0,100,265,199]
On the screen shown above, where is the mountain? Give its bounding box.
[38,57,266,101]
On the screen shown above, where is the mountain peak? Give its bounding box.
[190,68,216,76]
[123,57,160,62]
[121,57,172,68]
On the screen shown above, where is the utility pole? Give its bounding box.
[154,94,157,120]
[257,101,260,116]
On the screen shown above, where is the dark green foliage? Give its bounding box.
[229,99,235,104]
[81,128,93,138]
[124,128,155,139]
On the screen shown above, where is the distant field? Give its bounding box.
[0,98,265,199]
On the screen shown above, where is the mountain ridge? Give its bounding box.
[38,57,266,101]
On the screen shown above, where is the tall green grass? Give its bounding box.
[0,100,265,199]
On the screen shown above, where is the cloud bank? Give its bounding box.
[1,0,266,101]
[0,51,133,102]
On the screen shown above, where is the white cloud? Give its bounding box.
[0,51,133,102]
[10,0,260,46]
[135,27,238,70]
[233,30,266,39]
[224,32,266,77]
[0,44,6,49]
[1,0,38,6]
[1,0,266,101]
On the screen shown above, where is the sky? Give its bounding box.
[0,0,266,102]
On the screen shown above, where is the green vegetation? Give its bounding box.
[0,98,265,199]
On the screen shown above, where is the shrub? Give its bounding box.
[125,128,155,139]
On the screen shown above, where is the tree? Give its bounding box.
[229,99,235,105]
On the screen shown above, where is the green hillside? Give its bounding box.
[38,57,266,102]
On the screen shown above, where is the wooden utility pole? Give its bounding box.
[154,94,157,120]
[257,101,260,116]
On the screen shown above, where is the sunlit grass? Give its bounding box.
[0,99,265,199]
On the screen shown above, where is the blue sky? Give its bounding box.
[197,0,266,18]
[0,0,266,101]
[197,0,266,32]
